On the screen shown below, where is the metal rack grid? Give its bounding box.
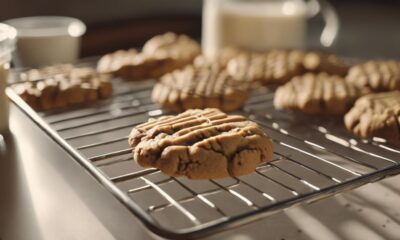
[6,70,400,239]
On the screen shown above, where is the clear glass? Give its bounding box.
[202,0,339,59]
[0,23,16,132]
[5,16,86,67]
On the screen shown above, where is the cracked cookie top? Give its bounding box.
[152,64,250,112]
[346,60,400,92]
[274,72,367,115]
[128,108,274,179]
[344,91,400,145]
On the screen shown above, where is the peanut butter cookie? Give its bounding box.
[98,33,200,80]
[344,91,400,145]
[346,60,400,91]
[226,49,305,84]
[128,108,274,179]
[303,52,349,76]
[274,73,367,115]
[14,67,112,111]
[152,64,249,112]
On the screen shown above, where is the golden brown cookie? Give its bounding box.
[274,73,367,115]
[226,49,305,84]
[152,64,250,112]
[20,64,75,81]
[97,33,201,80]
[96,49,167,79]
[142,32,201,61]
[13,82,42,110]
[14,67,113,111]
[344,91,400,145]
[193,46,246,68]
[346,60,400,91]
[128,108,274,179]
[303,52,349,76]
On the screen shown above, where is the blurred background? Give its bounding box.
[1,0,399,59]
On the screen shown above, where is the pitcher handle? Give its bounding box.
[307,0,340,48]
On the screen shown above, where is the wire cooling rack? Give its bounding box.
[6,67,400,239]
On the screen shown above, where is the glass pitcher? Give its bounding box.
[202,0,339,59]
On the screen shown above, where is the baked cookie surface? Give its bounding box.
[152,64,250,112]
[344,91,400,145]
[128,108,274,179]
[346,60,400,91]
[226,49,305,84]
[96,48,178,79]
[274,73,366,115]
[142,32,201,61]
[303,52,349,76]
[14,67,112,111]
[19,64,75,81]
[194,46,246,68]
[97,33,200,80]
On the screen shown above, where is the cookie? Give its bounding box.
[20,64,75,81]
[194,46,246,68]
[344,91,400,145]
[274,73,367,115]
[152,64,250,112]
[303,52,349,76]
[14,67,113,111]
[346,60,400,91]
[96,49,172,79]
[13,82,42,110]
[128,108,274,179]
[226,49,305,84]
[97,33,201,80]
[142,32,201,62]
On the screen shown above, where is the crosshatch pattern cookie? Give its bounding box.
[128,108,274,179]
[152,65,250,112]
[226,49,305,84]
[346,60,400,92]
[14,68,112,111]
[274,73,367,115]
[303,52,349,76]
[194,46,246,68]
[344,91,400,145]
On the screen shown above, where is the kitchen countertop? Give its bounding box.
[1,104,400,240]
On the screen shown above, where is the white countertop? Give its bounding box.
[0,105,399,240]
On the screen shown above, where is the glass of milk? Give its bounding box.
[0,23,16,133]
[202,0,339,59]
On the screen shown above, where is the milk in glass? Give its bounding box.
[202,0,307,59]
